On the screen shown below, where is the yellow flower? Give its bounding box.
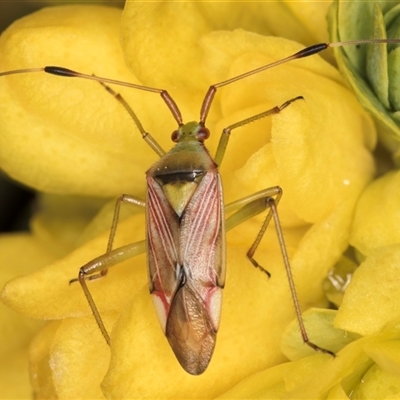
[350,170,400,257]
[0,1,383,399]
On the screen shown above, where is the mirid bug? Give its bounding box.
[1,37,399,376]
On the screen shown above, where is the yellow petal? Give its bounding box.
[1,214,146,320]
[365,340,400,378]
[0,234,55,348]
[351,363,400,399]
[326,384,350,399]
[29,316,114,399]
[350,171,400,256]
[31,194,108,257]
[0,234,57,399]
[335,245,400,336]
[281,309,360,361]
[283,1,332,45]
[29,321,62,399]
[0,344,34,398]
[216,354,329,399]
[216,358,322,399]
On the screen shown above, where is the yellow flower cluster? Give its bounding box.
[0,1,399,399]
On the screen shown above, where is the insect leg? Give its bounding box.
[213,96,303,166]
[104,195,146,279]
[219,94,302,272]
[70,80,158,344]
[97,81,167,157]
[69,186,145,346]
[77,240,146,345]
[68,195,145,285]
[225,189,335,356]
[79,80,154,282]
[225,186,282,276]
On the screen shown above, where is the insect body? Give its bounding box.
[1,38,399,375]
[147,122,225,373]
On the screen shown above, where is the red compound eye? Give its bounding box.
[197,126,210,141]
[171,129,179,142]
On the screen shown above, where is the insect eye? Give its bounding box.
[171,129,180,142]
[197,126,210,141]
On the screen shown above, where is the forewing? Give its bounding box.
[146,176,180,330]
[181,170,226,289]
